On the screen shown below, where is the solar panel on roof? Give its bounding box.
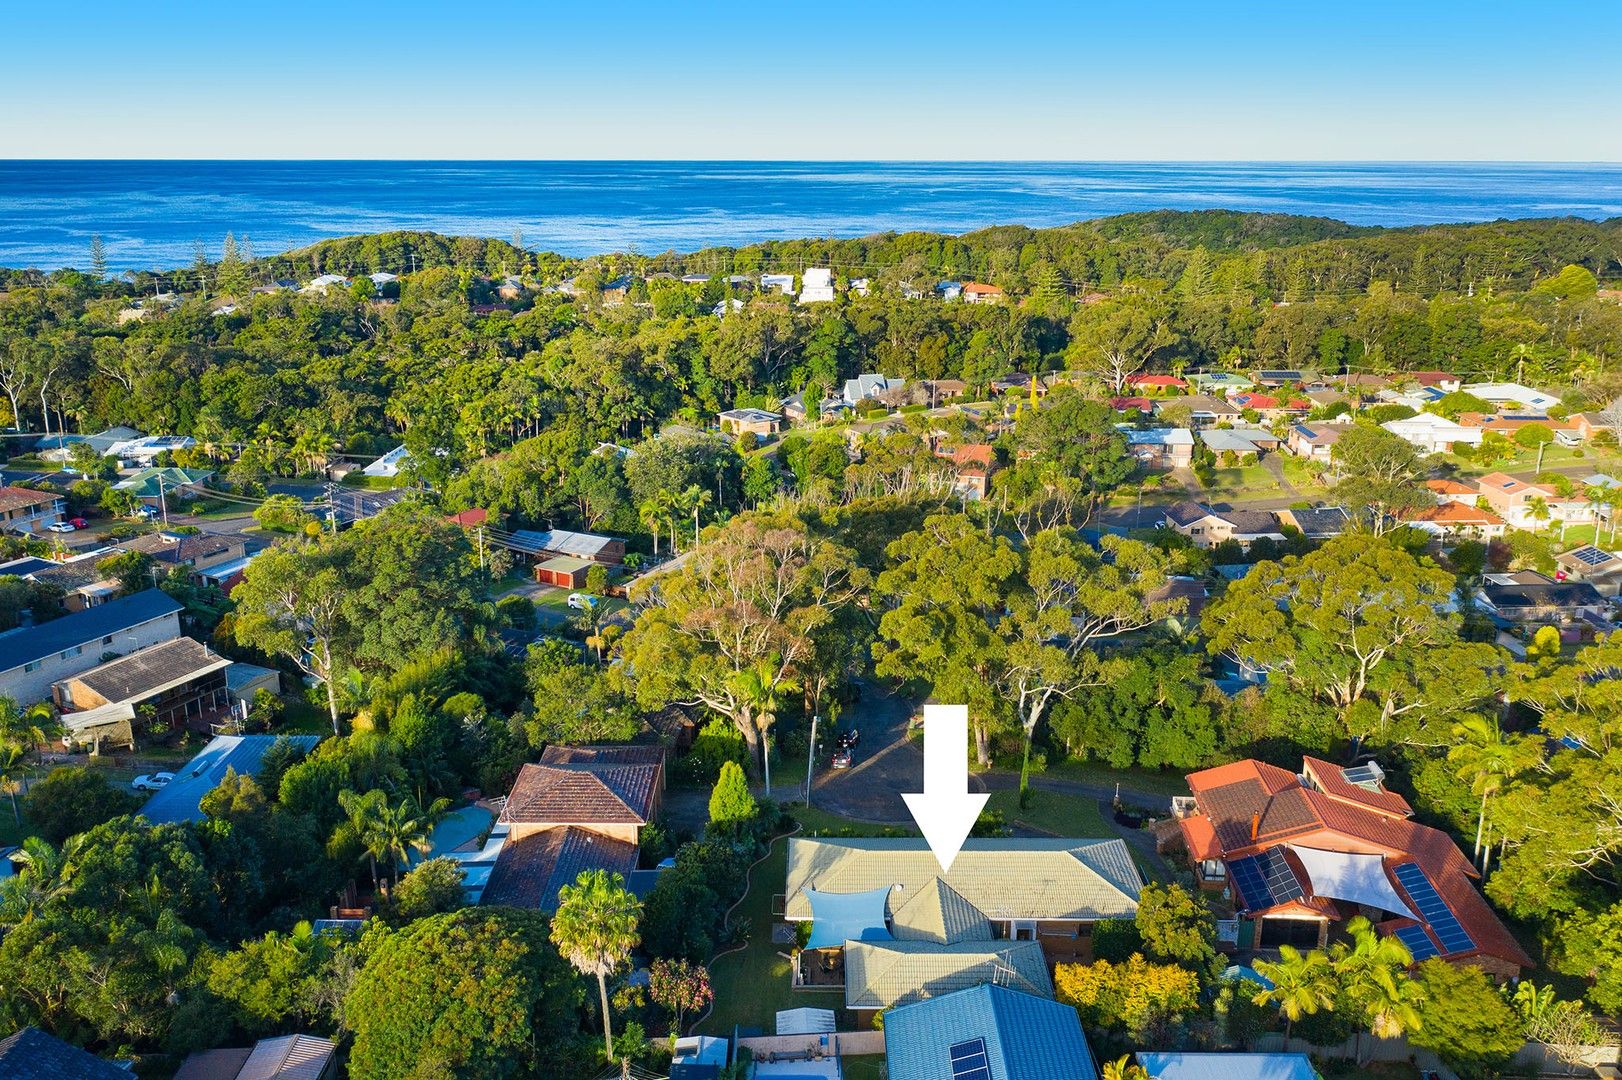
[949,1037,991,1080]
[1395,924,1440,961]
[1393,863,1475,956]
[1226,856,1271,911]
[1227,849,1305,911]
[1259,847,1306,904]
[1570,546,1613,566]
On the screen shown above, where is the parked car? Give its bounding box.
[131,772,175,792]
[566,592,599,610]
[133,506,159,520]
[836,727,860,750]
[67,517,89,529]
[831,747,853,769]
[47,520,77,533]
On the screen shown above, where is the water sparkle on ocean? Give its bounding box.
[2,160,1619,271]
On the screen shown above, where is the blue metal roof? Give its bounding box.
[1135,1053,1320,1080]
[0,589,182,674]
[139,734,321,824]
[884,984,1098,1080]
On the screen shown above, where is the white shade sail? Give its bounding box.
[1288,845,1415,920]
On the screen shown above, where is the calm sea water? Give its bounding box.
[2,160,1620,271]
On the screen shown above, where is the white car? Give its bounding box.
[131,772,175,792]
[47,521,78,533]
[566,592,599,611]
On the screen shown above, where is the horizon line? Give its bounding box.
[4,157,1622,166]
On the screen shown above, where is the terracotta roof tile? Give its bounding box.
[1302,757,1413,817]
[500,762,657,826]
[480,826,638,911]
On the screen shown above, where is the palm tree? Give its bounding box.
[1331,916,1422,1062]
[1101,1056,1149,1080]
[1254,945,1337,1046]
[1448,715,1537,870]
[639,497,664,557]
[0,698,59,764]
[337,790,449,896]
[373,793,450,894]
[551,869,642,1062]
[730,656,799,797]
[0,742,26,827]
[683,484,712,547]
[0,835,78,921]
[1527,495,1552,532]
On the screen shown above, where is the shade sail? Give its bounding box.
[1288,845,1414,920]
[804,887,892,950]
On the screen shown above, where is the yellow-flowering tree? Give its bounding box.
[1055,953,1201,1042]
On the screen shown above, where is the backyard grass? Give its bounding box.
[698,833,846,1037]
[1038,759,1192,800]
[984,786,1109,837]
[1199,464,1277,497]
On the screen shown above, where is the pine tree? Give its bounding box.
[88,234,107,279]
[707,760,757,830]
[218,232,249,298]
[191,238,210,296]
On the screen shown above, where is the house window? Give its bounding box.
[24,660,42,673]
[60,645,82,659]
[1200,859,1226,881]
[1010,919,1037,941]
[103,636,113,645]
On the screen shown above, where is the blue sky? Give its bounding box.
[4,1,1617,160]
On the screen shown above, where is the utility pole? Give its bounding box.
[804,712,819,806]
[158,474,169,526]
[476,525,486,571]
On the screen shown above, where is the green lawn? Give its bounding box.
[1199,464,1276,496]
[698,833,846,1036]
[788,804,908,838]
[984,786,1109,837]
[1037,759,1193,799]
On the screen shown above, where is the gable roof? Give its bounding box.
[0,1027,132,1080]
[505,528,620,559]
[59,637,230,705]
[844,939,1053,1010]
[1183,758,1531,970]
[783,837,1142,923]
[884,984,1098,1080]
[499,760,659,825]
[235,1035,337,1080]
[1407,502,1505,527]
[1165,501,1220,528]
[538,743,666,768]
[140,734,322,825]
[0,487,60,513]
[0,588,182,674]
[480,825,638,912]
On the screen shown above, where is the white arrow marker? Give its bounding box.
[902,704,989,873]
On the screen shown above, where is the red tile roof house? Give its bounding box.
[1424,478,1478,505]
[481,744,665,911]
[1128,374,1188,393]
[0,486,66,535]
[1168,758,1530,978]
[1403,501,1508,540]
[960,282,1005,304]
[1409,370,1461,392]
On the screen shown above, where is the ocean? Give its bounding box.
[2,160,1620,272]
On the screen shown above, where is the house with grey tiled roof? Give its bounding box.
[785,837,1142,1016]
[844,938,1053,1017]
[0,1026,132,1079]
[1162,501,1287,551]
